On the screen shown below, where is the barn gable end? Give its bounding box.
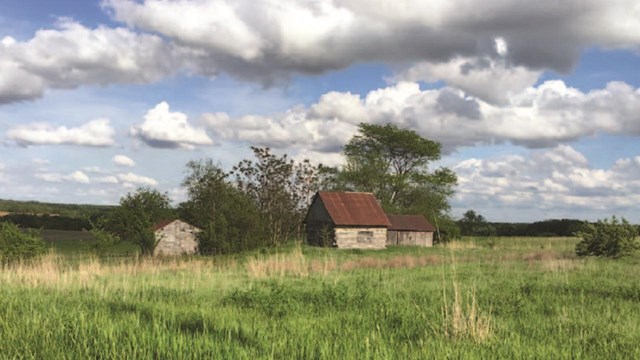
[154,220,200,256]
[304,192,390,249]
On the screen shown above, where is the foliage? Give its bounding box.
[89,218,122,256]
[432,215,461,244]
[233,147,325,245]
[0,198,114,218]
[459,210,496,236]
[0,222,47,265]
[338,123,457,223]
[575,216,639,258]
[0,213,91,231]
[180,159,266,255]
[107,187,173,256]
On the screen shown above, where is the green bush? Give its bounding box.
[0,222,47,265]
[575,216,639,258]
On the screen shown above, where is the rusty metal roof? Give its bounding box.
[317,191,391,227]
[387,214,436,232]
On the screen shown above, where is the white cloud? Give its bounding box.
[6,118,115,147]
[396,57,542,105]
[36,171,90,184]
[117,172,158,187]
[203,80,640,155]
[112,154,135,167]
[0,19,178,104]
[31,158,50,166]
[0,1,637,104]
[102,0,640,84]
[96,176,119,184]
[452,145,640,220]
[131,102,214,149]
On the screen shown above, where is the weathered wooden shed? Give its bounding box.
[305,191,391,249]
[153,219,200,256]
[386,214,435,247]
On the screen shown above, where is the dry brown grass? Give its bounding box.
[442,283,492,342]
[245,246,337,278]
[444,241,479,250]
[0,252,216,288]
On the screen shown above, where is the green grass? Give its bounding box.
[1,238,639,359]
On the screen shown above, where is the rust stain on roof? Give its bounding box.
[318,191,391,227]
[387,214,436,232]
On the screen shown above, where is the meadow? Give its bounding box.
[1,236,639,359]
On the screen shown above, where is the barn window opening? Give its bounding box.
[357,231,374,243]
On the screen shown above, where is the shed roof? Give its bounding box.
[153,219,177,231]
[387,214,436,232]
[316,191,391,227]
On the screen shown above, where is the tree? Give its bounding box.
[459,210,496,236]
[179,159,266,254]
[339,123,457,223]
[0,222,47,265]
[575,216,639,258]
[108,187,173,256]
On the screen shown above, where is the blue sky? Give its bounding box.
[1,0,640,222]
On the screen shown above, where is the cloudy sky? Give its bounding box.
[1,0,639,222]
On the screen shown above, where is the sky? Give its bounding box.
[1,0,640,222]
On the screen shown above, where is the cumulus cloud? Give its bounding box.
[112,154,135,167]
[0,1,637,104]
[36,171,90,184]
[131,102,214,149]
[5,118,115,147]
[117,172,158,186]
[452,145,640,220]
[0,19,178,104]
[102,0,640,83]
[396,57,542,105]
[203,80,640,154]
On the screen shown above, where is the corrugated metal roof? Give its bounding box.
[387,214,436,232]
[317,191,391,227]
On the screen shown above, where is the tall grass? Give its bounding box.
[1,237,639,358]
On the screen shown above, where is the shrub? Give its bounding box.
[0,222,47,265]
[575,216,639,258]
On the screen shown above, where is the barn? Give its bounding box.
[305,191,391,249]
[153,219,200,256]
[386,214,435,247]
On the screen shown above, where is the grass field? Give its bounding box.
[1,237,639,359]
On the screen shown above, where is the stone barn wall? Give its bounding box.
[335,227,387,249]
[154,220,199,256]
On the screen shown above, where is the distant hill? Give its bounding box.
[0,199,115,219]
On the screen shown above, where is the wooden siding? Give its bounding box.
[305,196,336,246]
[154,220,199,256]
[386,230,433,247]
[335,227,386,249]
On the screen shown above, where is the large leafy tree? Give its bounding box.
[339,123,457,219]
[179,159,266,254]
[108,187,173,256]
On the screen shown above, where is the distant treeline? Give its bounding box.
[488,219,586,237]
[0,213,92,231]
[0,199,114,218]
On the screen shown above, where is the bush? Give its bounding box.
[575,216,639,258]
[0,222,47,265]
